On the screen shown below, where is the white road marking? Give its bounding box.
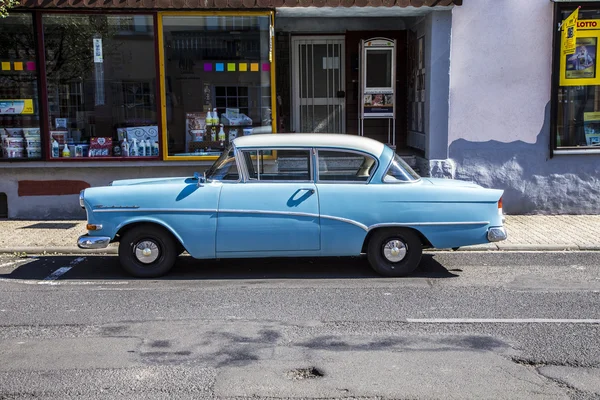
[0,277,129,286]
[42,257,86,282]
[407,318,600,324]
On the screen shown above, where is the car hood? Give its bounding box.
[110,177,192,186]
[420,177,483,189]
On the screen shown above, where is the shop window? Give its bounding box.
[161,13,274,159]
[42,14,159,159]
[554,5,600,150]
[0,13,42,161]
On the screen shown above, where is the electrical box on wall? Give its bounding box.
[359,37,397,146]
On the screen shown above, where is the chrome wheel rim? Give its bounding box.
[134,240,160,264]
[383,239,407,263]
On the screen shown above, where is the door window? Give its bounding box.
[241,149,312,181]
[317,150,376,182]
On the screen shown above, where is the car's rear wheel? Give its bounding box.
[118,225,177,278]
[367,228,422,277]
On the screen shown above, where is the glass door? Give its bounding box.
[292,36,345,134]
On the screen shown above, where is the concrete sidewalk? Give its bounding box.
[0,215,600,255]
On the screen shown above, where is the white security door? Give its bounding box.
[292,36,345,134]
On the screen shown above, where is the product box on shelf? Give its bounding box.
[89,137,113,157]
[117,126,159,143]
[50,131,67,145]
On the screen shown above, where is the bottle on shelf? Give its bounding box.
[218,124,226,142]
[145,140,151,157]
[62,143,70,158]
[138,139,146,156]
[122,138,129,157]
[131,138,138,156]
[52,139,59,158]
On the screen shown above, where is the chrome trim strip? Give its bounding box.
[93,208,218,213]
[218,209,320,219]
[77,235,111,249]
[367,221,490,231]
[320,214,368,231]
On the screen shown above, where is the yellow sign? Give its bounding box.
[560,19,600,86]
[562,8,579,56]
[0,99,34,115]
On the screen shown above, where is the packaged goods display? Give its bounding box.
[1,126,41,160]
[47,125,161,159]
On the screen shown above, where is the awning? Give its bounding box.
[18,0,461,10]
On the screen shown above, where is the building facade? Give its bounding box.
[0,0,598,218]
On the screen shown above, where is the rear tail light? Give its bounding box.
[498,197,503,215]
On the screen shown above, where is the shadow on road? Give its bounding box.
[0,253,459,281]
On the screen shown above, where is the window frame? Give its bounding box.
[38,10,162,162]
[551,1,600,156]
[314,148,379,184]
[157,11,277,161]
[237,147,314,183]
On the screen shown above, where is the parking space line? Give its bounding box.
[407,318,600,324]
[42,257,86,281]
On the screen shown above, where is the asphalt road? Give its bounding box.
[1,251,599,399]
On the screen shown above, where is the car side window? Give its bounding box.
[241,149,312,182]
[317,150,376,183]
[207,149,239,181]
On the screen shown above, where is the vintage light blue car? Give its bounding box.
[78,134,506,277]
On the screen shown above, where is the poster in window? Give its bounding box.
[560,20,600,86]
[584,111,600,146]
[565,37,597,79]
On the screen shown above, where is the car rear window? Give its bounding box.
[384,154,420,182]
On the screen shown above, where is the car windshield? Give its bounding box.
[384,153,421,182]
[204,146,239,182]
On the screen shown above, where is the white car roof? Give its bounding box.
[233,133,386,156]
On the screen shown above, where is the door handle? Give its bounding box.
[300,188,315,194]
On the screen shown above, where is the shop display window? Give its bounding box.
[554,6,600,150]
[0,13,42,161]
[160,13,274,159]
[42,14,159,159]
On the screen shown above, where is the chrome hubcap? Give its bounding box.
[383,239,407,263]
[134,240,160,264]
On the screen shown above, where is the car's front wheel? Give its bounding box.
[118,225,178,278]
[367,228,423,277]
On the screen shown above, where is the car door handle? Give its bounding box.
[300,188,315,194]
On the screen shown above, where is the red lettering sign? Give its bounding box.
[578,21,598,28]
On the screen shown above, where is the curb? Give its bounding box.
[0,247,118,255]
[1,245,599,256]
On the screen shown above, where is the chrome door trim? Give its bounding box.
[93,208,218,213]
[218,209,319,219]
[367,221,490,231]
[320,215,368,231]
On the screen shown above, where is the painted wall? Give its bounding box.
[444,0,600,214]
[0,162,211,219]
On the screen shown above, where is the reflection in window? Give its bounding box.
[42,14,158,159]
[162,14,273,158]
[384,153,420,182]
[318,150,376,182]
[0,14,41,160]
[243,149,311,181]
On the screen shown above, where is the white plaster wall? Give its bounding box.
[448,0,553,144]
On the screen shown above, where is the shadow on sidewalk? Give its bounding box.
[0,254,459,282]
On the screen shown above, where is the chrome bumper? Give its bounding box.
[78,235,111,249]
[487,227,507,242]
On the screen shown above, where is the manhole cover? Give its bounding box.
[286,367,324,380]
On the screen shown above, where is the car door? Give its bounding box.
[315,149,379,256]
[216,148,320,255]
